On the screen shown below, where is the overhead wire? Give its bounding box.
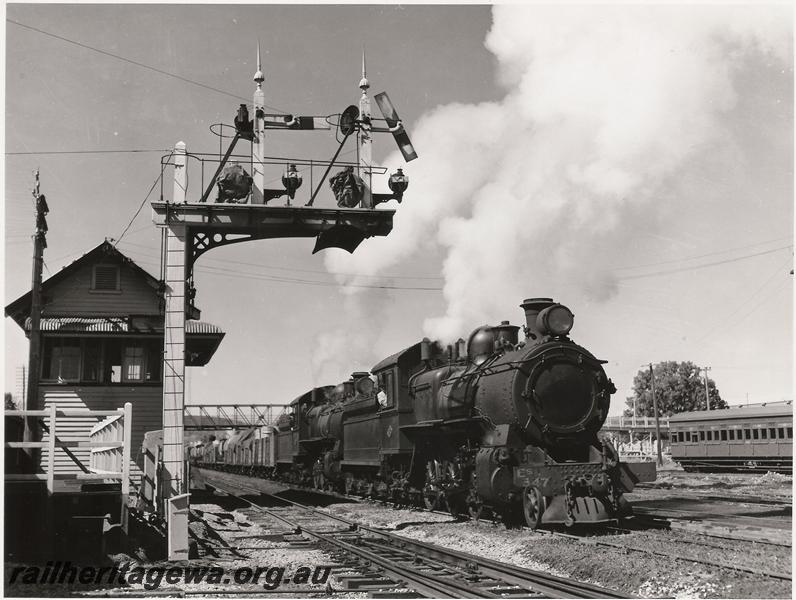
[128,252,440,291]
[116,237,791,287]
[114,151,174,247]
[612,236,793,271]
[615,245,792,281]
[117,238,443,280]
[695,257,793,343]
[7,18,287,113]
[6,149,169,156]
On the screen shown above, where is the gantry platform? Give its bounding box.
[151,202,395,256]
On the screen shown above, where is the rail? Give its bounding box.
[208,473,627,598]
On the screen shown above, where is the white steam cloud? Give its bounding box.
[326,5,791,342]
[309,288,392,385]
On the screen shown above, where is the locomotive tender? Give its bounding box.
[199,297,656,528]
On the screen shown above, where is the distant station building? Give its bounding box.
[5,240,225,477]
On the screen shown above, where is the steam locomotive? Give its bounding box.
[197,297,656,528]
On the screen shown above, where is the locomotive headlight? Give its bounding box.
[537,304,574,336]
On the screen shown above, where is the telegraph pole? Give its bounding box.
[24,170,49,454]
[701,366,712,410]
[649,362,663,466]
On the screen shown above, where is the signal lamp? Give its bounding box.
[537,304,574,336]
[388,168,409,196]
[282,164,303,199]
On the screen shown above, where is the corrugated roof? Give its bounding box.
[24,317,223,335]
[186,321,224,335]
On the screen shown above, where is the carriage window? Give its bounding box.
[708,431,714,441]
[691,433,699,442]
[752,429,759,440]
[761,428,768,439]
[769,428,777,439]
[743,428,751,439]
[788,427,793,438]
[729,430,736,440]
[778,428,785,438]
[720,430,727,441]
[699,431,705,441]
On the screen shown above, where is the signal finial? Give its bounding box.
[359,46,369,93]
[253,40,264,88]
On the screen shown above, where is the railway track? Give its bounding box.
[195,465,792,548]
[206,474,628,599]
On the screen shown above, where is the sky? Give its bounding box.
[4,3,793,417]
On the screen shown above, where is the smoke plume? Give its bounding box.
[326,5,791,342]
[309,288,393,385]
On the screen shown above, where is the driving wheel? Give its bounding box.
[522,485,544,529]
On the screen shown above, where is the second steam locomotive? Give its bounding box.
[197,297,656,528]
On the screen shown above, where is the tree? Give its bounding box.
[624,361,726,417]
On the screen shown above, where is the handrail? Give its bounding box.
[604,415,670,428]
[6,409,127,417]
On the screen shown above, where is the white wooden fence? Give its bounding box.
[5,402,133,532]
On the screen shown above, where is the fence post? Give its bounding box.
[47,404,57,493]
[121,403,132,534]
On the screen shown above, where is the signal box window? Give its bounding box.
[144,339,162,381]
[91,265,121,292]
[42,338,81,382]
[124,344,144,382]
[106,340,123,383]
[82,339,102,382]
